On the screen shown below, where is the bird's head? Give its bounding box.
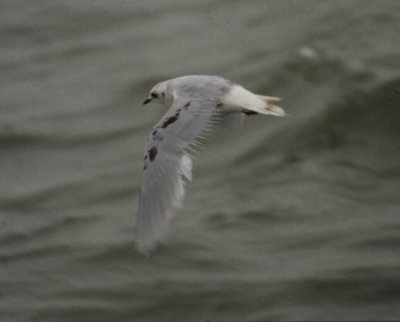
[143,81,168,105]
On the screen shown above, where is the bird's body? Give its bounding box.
[137,75,285,254]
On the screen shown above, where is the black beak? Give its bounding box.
[143,98,152,105]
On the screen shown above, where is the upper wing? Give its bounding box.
[136,96,221,254]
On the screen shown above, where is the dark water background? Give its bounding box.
[1,0,400,321]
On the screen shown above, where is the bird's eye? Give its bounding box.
[151,92,158,99]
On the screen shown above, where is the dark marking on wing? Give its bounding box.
[161,115,179,128]
[148,146,158,162]
[216,103,223,107]
[160,105,185,129]
[158,100,191,130]
[243,110,259,116]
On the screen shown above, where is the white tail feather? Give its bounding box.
[222,85,286,117]
[258,95,286,117]
[257,95,281,102]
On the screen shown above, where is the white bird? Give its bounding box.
[137,75,285,254]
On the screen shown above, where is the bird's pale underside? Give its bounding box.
[137,75,285,254]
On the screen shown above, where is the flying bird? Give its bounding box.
[137,75,285,254]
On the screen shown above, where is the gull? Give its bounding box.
[137,75,285,254]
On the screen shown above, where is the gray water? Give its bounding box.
[1,1,400,321]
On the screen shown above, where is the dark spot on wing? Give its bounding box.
[216,102,223,107]
[143,163,147,170]
[159,101,190,129]
[243,110,259,116]
[161,108,183,128]
[148,146,158,162]
[161,115,179,128]
[152,129,158,136]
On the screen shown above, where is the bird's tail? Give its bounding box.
[257,95,286,117]
[221,85,286,117]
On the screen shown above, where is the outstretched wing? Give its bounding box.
[136,96,221,254]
